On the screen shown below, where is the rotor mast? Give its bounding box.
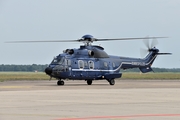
[80,35,95,46]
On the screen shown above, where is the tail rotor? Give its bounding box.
[140,38,159,57]
[140,38,171,57]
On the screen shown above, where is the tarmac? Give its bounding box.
[0,80,180,120]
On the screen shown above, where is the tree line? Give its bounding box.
[122,68,180,72]
[0,64,180,72]
[0,64,48,72]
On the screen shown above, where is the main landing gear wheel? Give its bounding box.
[57,80,64,86]
[87,80,92,85]
[108,79,115,85]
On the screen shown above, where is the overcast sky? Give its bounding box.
[0,0,179,68]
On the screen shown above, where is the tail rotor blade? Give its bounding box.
[143,38,150,49]
[140,48,148,57]
[151,38,159,48]
[141,37,160,57]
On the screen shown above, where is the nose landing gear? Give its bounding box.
[57,80,64,85]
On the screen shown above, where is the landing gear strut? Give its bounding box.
[108,79,115,85]
[57,80,64,86]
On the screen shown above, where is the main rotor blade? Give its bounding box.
[5,37,168,43]
[95,37,168,41]
[5,40,79,43]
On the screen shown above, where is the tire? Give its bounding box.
[87,80,92,85]
[57,80,61,85]
[57,80,64,86]
[109,79,115,85]
[60,81,64,85]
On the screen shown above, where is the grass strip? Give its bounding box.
[0,72,50,82]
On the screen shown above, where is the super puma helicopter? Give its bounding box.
[7,35,171,85]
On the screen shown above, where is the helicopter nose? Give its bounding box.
[45,67,52,75]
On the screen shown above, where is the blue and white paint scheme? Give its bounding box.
[45,35,170,85]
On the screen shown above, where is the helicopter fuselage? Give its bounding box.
[45,45,159,85]
[6,34,170,85]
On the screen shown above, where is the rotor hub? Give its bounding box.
[81,34,95,46]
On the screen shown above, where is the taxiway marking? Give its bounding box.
[57,114,180,120]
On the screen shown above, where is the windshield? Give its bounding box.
[51,56,64,64]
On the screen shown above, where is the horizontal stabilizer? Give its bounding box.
[157,53,172,55]
[139,67,153,73]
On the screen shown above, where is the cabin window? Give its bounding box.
[104,62,108,67]
[88,61,94,69]
[78,60,84,69]
[67,59,71,66]
[113,63,115,68]
[84,61,88,67]
[65,59,71,66]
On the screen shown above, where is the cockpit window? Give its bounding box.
[51,57,64,64]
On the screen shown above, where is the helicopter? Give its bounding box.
[7,35,171,85]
